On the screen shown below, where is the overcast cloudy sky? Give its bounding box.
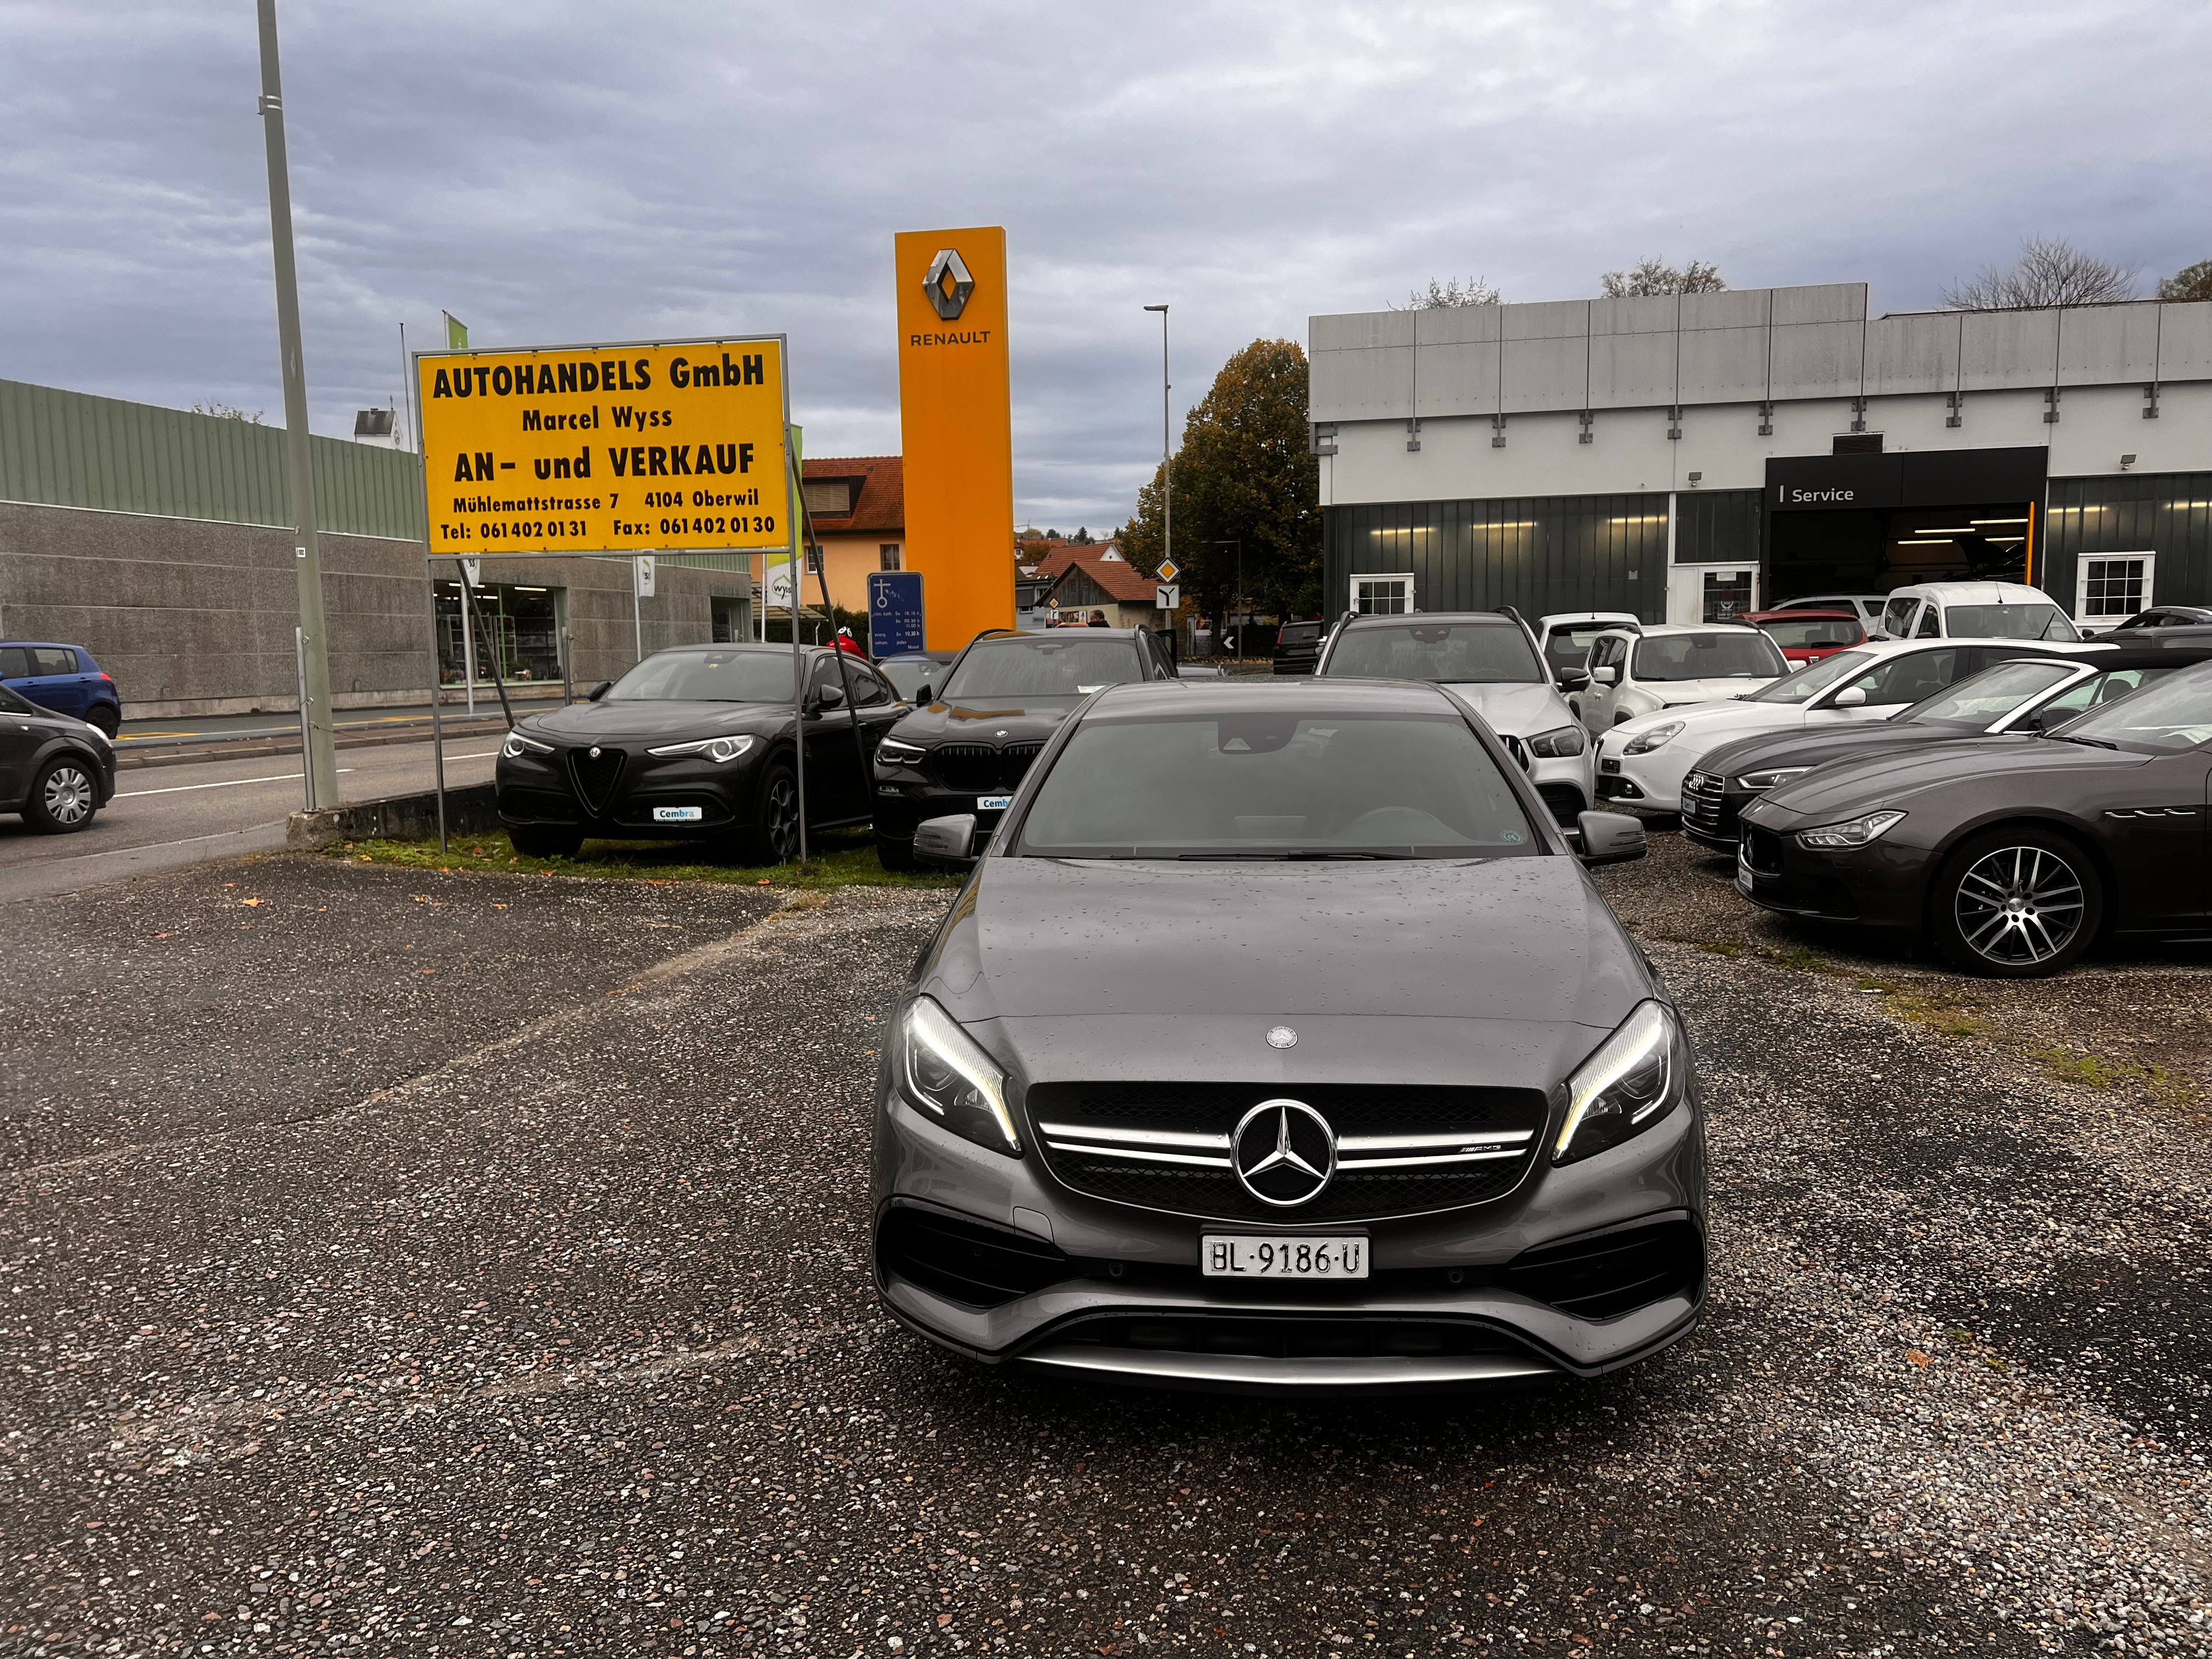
[3,1,2205,532]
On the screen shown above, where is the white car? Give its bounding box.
[1316,611,1596,826]
[1592,636,2107,813]
[1576,623,1788,733]
[1534,611,1641,683]
[1874,581,2079,643]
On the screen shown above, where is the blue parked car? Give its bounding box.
[0,641,122,736]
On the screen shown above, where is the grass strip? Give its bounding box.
[327,830,962,893]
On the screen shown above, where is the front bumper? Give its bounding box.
[1594,736,1696,814]
[872,1084,1706,1392]
[871,781,1012,849]
[495,749,758,838]
[1733,824,1932,934]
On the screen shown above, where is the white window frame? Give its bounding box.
[1351,573,1414,616]
[2074,551,2155,623]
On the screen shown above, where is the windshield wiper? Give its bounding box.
[2042,732,2119,749]
[1173,850,1415,861]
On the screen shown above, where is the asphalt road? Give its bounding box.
[116,697,565,748]
[0,738,499,901]
[2,848,2208,1656]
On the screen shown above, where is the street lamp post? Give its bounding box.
[1212,539,1242,663]
[1142,304,1170,586]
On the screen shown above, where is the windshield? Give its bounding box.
[606,650,799,703]
[938,637,1144,701]
[877,659,936,701]
[1757,616,1861,650]
[1325,621,1543,684]
[1278,623,1323,645]
[1013,712,1538,859]
[2047,666,2212,752]
[1944,603,2079,642]
[1903,660,2078,728]
[1544,625,1628,668]
[1632,632,1786,682]
[1747,650,1874,706]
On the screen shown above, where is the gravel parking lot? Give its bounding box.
[3,844,2208,1656]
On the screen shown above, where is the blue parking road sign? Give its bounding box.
[868,571,926,657]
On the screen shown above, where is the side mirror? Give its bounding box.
[586,680,613,702]
[1592,665,1620,686]
[913,682,933,704]
[912,813,978,867]
[1572,810,1647,866]
[1831,686,1868,708]
[812,684,847,711]
[1556,667,1592,692]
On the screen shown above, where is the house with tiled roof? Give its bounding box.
[799,456,904,616]
[1039,544,1169,629]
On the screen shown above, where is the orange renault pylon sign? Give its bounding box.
[895,228,1015,648]
[414,335,791,555]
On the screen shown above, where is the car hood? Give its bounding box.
[1434,680,1572,736]
[923,856,1651,1091]
[1696,720,1973,782]
[889,693,1086,746]
[1643,678,1780,706]
[517,700,791,744]
[1746,736,2155,828]
[1607,698,1799,747]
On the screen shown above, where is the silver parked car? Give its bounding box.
[872,678,1705,1393]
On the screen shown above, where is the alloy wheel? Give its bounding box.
[1954,844,2086,967]
[764,775,799,862]
[43,764,94,827]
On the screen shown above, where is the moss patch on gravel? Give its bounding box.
[2035,1045,2202,1109]
[329,831,962,893]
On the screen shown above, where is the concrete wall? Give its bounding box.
[0,500,752,717]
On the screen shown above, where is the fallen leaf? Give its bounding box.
[1906,1350,1931,1368]
[239,897,262,908]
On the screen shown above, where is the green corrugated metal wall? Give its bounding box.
[0,377,426,540]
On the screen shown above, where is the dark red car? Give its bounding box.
[1746,608,1865,664]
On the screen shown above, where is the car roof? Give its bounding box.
[1342,611,1516,627]
[1886,581,2056,602]
[1744,608,1858,623]
[1084,678,1459,718]
[1615,622,1764,636]
[2070,645,2212,672]
[0,640,78,650]
[993,627,1150,640]
[1538,611,1639,626]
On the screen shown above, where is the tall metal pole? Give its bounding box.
[1144,305,1171,582]
[786,425,808,867]
[256,0,338,808]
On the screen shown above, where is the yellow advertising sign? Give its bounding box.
[414,335,791,554]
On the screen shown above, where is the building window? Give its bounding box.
[879,544,902,571]
[435,583,563,684]
[2076,554,2153,620]
[1352,573,1414,614]
[1701,569,1754,622]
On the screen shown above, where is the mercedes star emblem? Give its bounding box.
[1232,1099,1336,1208]
[1266,1025,1297,1049]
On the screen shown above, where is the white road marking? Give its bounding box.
[116,751,498,799]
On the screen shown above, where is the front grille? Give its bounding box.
[1680,771,1731,839]
[877,1205,1075,1308]
[1743,826,1787,875]
[1535,782,1585,827]
[1030,1082,1548,1223]
[929,741,1045,794]
[568,747,627,814]
[1505,1218,1703,1321]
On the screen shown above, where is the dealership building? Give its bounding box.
[1308,284,2210,627]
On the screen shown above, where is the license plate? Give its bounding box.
[1203,1235,1368,1279]
[977,795,1013,811]
[653,806,704,823]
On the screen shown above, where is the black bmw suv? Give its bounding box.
[870,629,1184,869]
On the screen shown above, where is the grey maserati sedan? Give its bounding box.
[872,678,1706,1393]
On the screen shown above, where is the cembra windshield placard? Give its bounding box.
[414,335,790,554]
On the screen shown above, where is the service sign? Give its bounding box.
[415,335,790,554]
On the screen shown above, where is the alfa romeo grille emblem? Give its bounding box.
[1266,1025,1297,1049]
[1232,1100,1336,1208]
[923,249,974,321]
[589,746,602,758]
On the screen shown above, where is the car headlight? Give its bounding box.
[1796,809,1905,849]
[1621,720,1684,755]
[1554,1001,1684,1165]
[646,733,755,763]
[898,996,1020,1155]
[1526,723,1587,758]
[501,731,554,758]
[1736,766,1810,792]
[876,736,928,767]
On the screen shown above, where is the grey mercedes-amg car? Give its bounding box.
[872,678,1706,1393]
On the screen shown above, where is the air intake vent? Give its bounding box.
[1505,1217,1703,1321]
[1831,432,1883,455]
[876,1205,1074,1309]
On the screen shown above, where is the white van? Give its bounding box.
[1874,582,2079,644]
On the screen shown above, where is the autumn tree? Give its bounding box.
[1120,338,1321,639]
[1395,275,1502,309]
[2157,259,2212,302]
[1943,239,2136,309]
[1600,258,1726,297]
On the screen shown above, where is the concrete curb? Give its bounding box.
[287,782,503,851]
[116,720,510,771]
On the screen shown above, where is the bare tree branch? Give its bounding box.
[1392,275,1502,310]
[1943,238,2137,309]
[1600,257,1728,297]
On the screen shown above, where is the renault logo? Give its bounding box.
[1232,1099,1336,1208]
[923,249,974,321]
